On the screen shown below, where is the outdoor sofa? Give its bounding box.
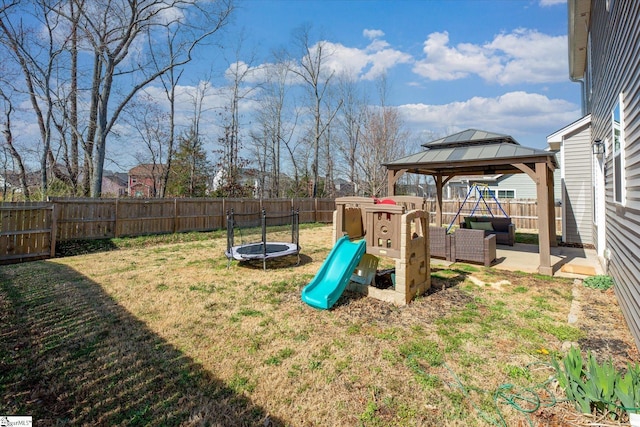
[462,216,515,246]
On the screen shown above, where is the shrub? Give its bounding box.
[583,275,614,291]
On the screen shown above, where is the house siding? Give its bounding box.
[588,0,640,347]
[488,174,537,199]
[445,168,561,202]
[562,126,593,245]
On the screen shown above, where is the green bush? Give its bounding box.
[552,346,640,420]
[583,275,614,291]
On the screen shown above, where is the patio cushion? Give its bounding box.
[462,216,516,246]
[470,221,494,231]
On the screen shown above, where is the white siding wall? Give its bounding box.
[563,126,593,245]
[588,0,640,348]
[487,171,561,202]
[488,174,536,199]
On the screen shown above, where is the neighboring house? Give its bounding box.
[210,168,259,197]
[0,171,19,199]
[334,178,356,197]
[445,174,538,200]
[0,170,44,198]
[128,164,165,198]
[563,0,640,347]
[547,115,593,246]
[444,158,563,202]
[102,172,128,197]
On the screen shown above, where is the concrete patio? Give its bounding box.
[432,243,604,279]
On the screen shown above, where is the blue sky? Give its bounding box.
[202,0,579,151]
[3,0,580,173]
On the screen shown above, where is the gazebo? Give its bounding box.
[384,129,558,275]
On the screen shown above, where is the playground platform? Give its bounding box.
[431,242,604,279]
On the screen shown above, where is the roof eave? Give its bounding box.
[568,0,591,80]
[547,114,592,147]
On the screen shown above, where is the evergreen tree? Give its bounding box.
[166,127,211,197]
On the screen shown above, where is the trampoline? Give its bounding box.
[225,208,300,269]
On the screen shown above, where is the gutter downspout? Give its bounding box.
[571,77,586,116]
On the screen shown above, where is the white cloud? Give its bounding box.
[363,29,385,40]
[539,0,566,6]
[242,32,412,85]
[317,39,412,81]
[412,32,501,81]
[397,91,580,147]
[151,3,186,25]
[487,29,568,84]
[412,29,568,85]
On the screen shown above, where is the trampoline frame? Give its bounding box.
[225,208,300,270]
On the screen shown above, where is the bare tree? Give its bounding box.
[321,87,342,198]
[0,87,29,198]
[251,60,300,197]
[0,146,10,200]
[0,0,232,198]
[54,0,233,197]
[48,0,83,195]
[0,0,68,199]
[289,25,341,197]
[335,73,367,196]
[357,75,409,197]
[124,94,168,197]
[217,36,259,196]
[151,28,184,198]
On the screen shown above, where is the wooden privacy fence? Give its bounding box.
[0,197,560,264]
[0,202,56,264]
[427,199,563,232]
[48,197,336,241]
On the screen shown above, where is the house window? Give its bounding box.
[612,94,625,204]
[479,188,495,198]
[497,190,515,199]
[478,188,515,199]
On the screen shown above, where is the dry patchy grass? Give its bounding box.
[1,225,637,426]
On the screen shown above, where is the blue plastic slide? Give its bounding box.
[301,235,367,309]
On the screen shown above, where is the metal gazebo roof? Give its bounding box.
[385,129,557,176]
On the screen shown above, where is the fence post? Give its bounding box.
[173,198,178,234]
[115,198,120,238]
[50,203,57,258]
[314,198,318,223]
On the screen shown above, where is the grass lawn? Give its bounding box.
[1,224,636,426]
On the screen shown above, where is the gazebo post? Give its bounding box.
[387,170,396,196]
[536,162,553,275]
[387,169,406,196]
[547,167,557,247]
[435,175,444,227]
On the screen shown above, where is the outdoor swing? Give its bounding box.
[447,183,509,233]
